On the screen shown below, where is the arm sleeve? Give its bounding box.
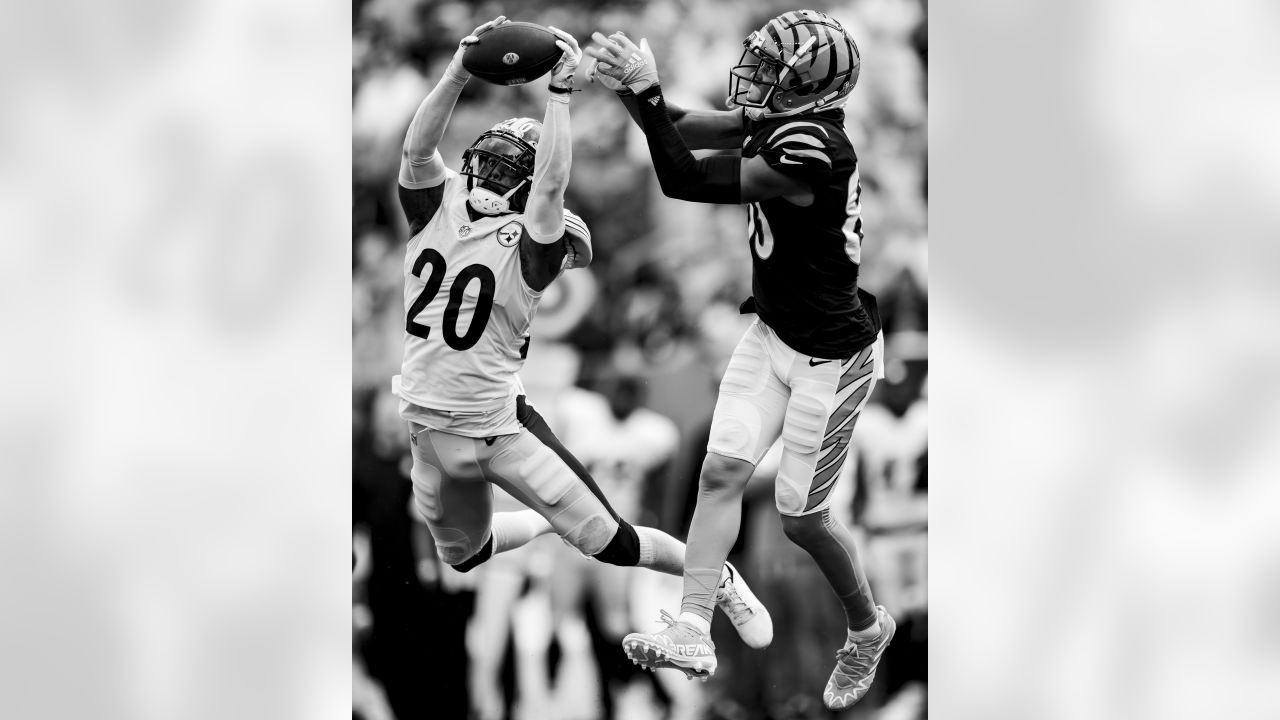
[398,67,468,191]
[617,90,688,130]
[525,95,572,244]
[633,86,741,204]
[399,149,448,189]
[397,66,468,232]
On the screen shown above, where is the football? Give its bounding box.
[462,22,563,86]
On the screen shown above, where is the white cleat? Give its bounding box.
[715,562,773,649]
[622,610,718,679]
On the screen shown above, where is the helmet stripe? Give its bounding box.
[765,19,787,59]
[786,18,802,63]
[814,25,834,89]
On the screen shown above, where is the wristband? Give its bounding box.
[442,63,469,88]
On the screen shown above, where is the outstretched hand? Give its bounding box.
[585,56,627,92]
[546,26,582,91]
[450,15,508,74]
[585,32,659,94]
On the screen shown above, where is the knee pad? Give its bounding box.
[590,520,641,567]
[699,452,754,494]
[446,533,494,574]
[780,510,828,547]
[559,512,617,557]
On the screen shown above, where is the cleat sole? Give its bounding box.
[622,639,715,679]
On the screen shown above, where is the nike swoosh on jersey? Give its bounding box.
[809,358,833,366]
[781,147,832,167]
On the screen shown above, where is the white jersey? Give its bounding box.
[556,388,679,518]
[397,170,588,432]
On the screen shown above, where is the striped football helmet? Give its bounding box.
[461,117,540,215]
[727,9,861,119]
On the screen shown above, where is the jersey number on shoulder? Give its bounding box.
[842,167,863,264]
[748,203,774,260]
[406,248,495,351]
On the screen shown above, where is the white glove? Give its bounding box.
[546,26,582,91]
[586,57,628,93]
[446,15,508,82]
[585,32,659,94]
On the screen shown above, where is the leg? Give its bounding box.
[678,452,755,627]
[407,423,495,569]
[620,324,786,676]
[681,322,789,629]
[779,510,876,631]
[494,395,696,578]
[771,339,894,710]
[774,341,880,631]
[413,423,558,571]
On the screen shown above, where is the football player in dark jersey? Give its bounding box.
[586,10,892,710]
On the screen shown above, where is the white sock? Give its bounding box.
[678,612,712,634]
[490,510,553,555]
[634,526,685,576]
[849,619,881,640]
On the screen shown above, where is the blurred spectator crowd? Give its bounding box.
[353,1,926,718]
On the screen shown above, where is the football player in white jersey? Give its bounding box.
[393,17,772,666]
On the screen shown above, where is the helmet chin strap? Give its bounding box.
[467,179,527,216]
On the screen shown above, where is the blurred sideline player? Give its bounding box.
[392,15,772,685]
[552,375,679,641]
[586,10,892,709]
[549,376,700,716]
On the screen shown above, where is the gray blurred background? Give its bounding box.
[4,1,1279,719]
[351,1,927,719]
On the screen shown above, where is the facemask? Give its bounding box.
[467,180,526,216]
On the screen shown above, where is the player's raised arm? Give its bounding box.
[518,28,591,292]
[587,51,743,150]
[398,16,507,232]
[524,28,580,244]
[586,32,806,205]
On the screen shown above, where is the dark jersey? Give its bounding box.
[741,109,880,359]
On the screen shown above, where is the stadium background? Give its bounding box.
[352,1,927,718]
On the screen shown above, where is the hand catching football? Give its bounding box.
[585,31,659,94]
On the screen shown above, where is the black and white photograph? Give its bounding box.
[353,2,927,718]
[11,1,1280,719]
